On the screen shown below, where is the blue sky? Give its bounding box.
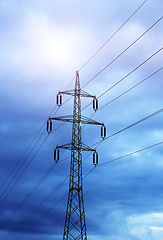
[0,0,163,239]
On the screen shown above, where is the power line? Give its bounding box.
[8,63,159,216]
[2,176,69,240]
[0,133,48,206]
[81,16,163,89]
[0,130,46,199]
[3,106,163,237]
[82,69,162,131]
[98,66,163,111]
[65,75,76,90]
[3,69,162,230]
[1,152,92,238]
[1,5,160,195]
[91,108,163,147]
[3,5,156,197]
[15,41,163,240]
[82,47,163,111]
[2,152,95,239]
[98,141,163,167]
[0,94,74,204]
[82,67,163,123]
[1,76,75,194]
[78,0,148,71]
[0,109,56,196]
[2,97,162,237]
[14,140,163,239]
[1,144,96,237]
[0,161,57,229]
[1,6,162,237]
[0,152,69,230]
[0,145,68,222]
[0,86,80,230]
[0,105,57,191]
[82,75,163,149]
[16,193,68,240]
[1,97,72,201]
[98,48,163,99]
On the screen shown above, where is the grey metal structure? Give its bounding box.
[47,71,106,239]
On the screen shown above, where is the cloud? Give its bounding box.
[127,213,163,239]
[150,227,163,231]
[0,0,163,239]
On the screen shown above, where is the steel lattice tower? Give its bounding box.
[47,71,106,239]
[63,71,86,239]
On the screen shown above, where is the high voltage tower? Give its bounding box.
[47,71,106,239]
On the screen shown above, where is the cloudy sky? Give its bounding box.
[0,0,163,239]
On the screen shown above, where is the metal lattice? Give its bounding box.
[47,71,106,239]
[63,72,86,240]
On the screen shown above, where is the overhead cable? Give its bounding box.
[0,105,57,191]
[8,69,162,229]
[82,67,163,130]
[16,192,68,240]
[98,141,163,167]
[2,176,69,240]
[0,153,69,230]
[1,152,90,237]
[2,7,160,196]
[0,130,46,199]
[0,90,74,204]
[14,140,163,239]
[98,48,163,99]
[4,106,163,237]
[91,107,163,147]
[0,134,49,206]
[82,16,163,89]
[1,73,75,194]
[82,47,163,111]
[78,0,148,71]
[99,67,163,110]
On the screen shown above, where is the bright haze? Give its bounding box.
[0,0,163,239]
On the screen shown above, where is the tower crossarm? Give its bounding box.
[49,115,104,126]
[59,89,96,99]
[56,142,96,152]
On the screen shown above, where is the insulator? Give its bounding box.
[93,152,98,166]
[96,99,98,110]
[54,149,56,160]
[93,98,95,110]
[57,93,62,107]
[93,98,98,111]
[57,148,59,161]
[47,119,52,133]
[50,120,52,132]
[47,120,49,132]
[60,94,62,105]
[54,148,59,162]
[101,125,106,139]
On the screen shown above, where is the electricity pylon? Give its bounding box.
[47,71,106,239]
